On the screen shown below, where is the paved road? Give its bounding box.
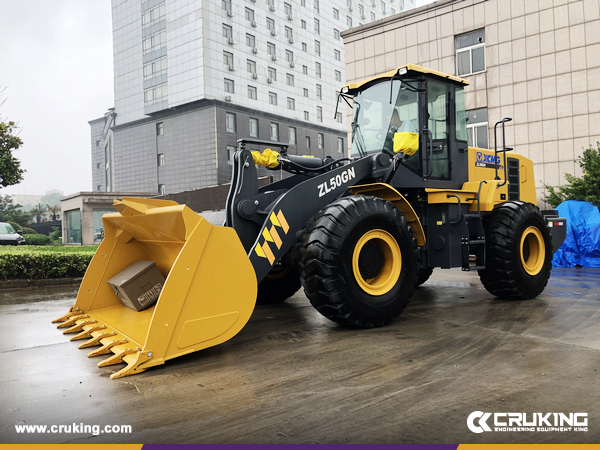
[1,268,599,444]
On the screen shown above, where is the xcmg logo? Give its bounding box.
[475,151,502,168]
[467,411,588,433]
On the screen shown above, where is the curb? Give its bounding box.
[0,277,83,290]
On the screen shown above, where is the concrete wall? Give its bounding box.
[342,0,600,207]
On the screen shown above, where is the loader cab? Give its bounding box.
[344,65,470,190]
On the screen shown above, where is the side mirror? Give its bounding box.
[16,230,22,235]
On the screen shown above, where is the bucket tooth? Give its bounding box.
[63,319,97,335]
[98,347,140,368]
[56,314,88,329]
[110,351,153,380]
[70,324,107,341]
[79,331,116,349]
[51,307,81,323]
[88,338,128,358]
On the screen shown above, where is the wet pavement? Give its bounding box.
[1,268,599,444]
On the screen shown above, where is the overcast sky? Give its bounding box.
[0,0,434,198]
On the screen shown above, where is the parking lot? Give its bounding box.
[1,267,599,444]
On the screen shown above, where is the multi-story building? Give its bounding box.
[341,0,600,207]
[91,0,416,195]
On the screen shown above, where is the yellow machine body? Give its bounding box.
[53,198,257,379]
[425,147,537,212]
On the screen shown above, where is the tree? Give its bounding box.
[0,88,25,188]
[47,204,61,221]
[30,204,47,224]
[544,142,600,208]
[0,195,32,225]
[41,192,63,207]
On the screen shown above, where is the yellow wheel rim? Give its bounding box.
[265,265,291,280]
[520,226,545,276]
[352,229,402,296]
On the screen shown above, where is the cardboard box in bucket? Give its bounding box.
[107,260,166,311]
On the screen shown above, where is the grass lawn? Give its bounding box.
[0,245,98,254]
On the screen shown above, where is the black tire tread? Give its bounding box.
[299,195,418,328]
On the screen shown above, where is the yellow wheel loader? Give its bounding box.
[53,65,566,379]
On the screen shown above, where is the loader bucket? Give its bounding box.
[52,198,257,379]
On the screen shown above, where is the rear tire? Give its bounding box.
[299,195,418,328]
[256,264,302,304]
[478,201,552,299]
[415,267,433,287]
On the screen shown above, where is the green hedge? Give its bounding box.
[21,227,37,234]
[0,247,96,280]
[23,234,51,245]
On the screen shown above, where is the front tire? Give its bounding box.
[478,201,552,299]
[299,195,418,328]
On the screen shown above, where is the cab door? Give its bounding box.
[424,79,450,180]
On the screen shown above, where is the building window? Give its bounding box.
[142,3,166,27]
[335,70,341,81]
[318,133,324,149]
[314,0,320,12]
[302,42,307,52]
[359,4,364,16]
[287,97,295,110]
[334,49,341,61]
[306,136,311,148]
[315,62,321,78]
[268,66,277,81]
[304,111,309,120]
[303,88,309,97]
[466,108,488,148]
[370,12,376,21]
[315,40,321,56]
[286,50,294,63]
[223,51,234,66]
[333,8,339,19]
[286,73,294,86]
[247,59,256,74]
[142,30,166,54]
[301,19,306,29]
[97,163,101,169]
[347,16,352,27]
[289,126,296,144]
[266,0,274,6]
[97,185,102,191]
[144,83,168,105]
[245,7,255,22]
[246,33,255,47]
[317,106,323,122]
[158,184,166,195]
[249,118,259,137]
[301,0,305,6]
[269,91,277,105]
[334,29,340,40]
[285,26,293,40]
[227,145,236,164]
[248,85,257,100]
[337,137,344,154]
[314,18,320,34]
[222,0,231,10]
[226,112,236,133]
[143,56,167,80]
[284,2,292,15]
[267,42,276,56]
[223,24,232,39]
[224,78,234,93]
[381,1,386,14]
[456,29,486,76]
[316,84,322,99]
[270,123,279,141]
[302,65,308,74]
[156,122,164,135]
[157,153,165,166]
[391,8,395,15]
[267,17,275,32]
[336,112,343,123]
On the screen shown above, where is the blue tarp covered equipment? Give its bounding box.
[552,200,600,267]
